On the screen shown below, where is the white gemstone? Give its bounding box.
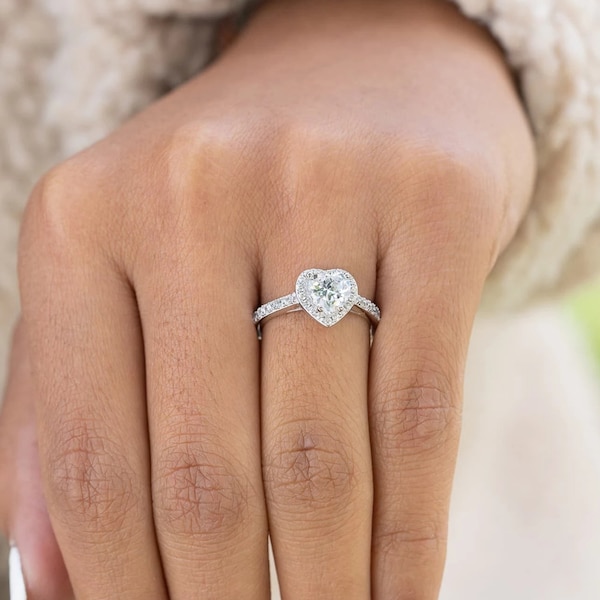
[309,276,351,313]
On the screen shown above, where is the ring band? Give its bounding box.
[253,268,380,337]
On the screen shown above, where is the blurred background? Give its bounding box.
[569,283,600,367]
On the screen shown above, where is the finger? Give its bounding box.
[0,321,73,599]
[370,237,485,598]
[136,229,269,598]
[19,189,167,599]
[261,241,376,596]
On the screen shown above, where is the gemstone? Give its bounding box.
[295,269,358,327]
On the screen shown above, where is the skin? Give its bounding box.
[0,0,535,598]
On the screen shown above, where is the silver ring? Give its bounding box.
[253,268,380,338]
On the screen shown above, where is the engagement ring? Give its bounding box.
[253,268,380,339]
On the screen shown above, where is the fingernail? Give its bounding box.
[9,545,27,600]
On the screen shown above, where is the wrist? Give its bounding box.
[229,0,505,68]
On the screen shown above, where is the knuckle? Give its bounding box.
[46,419,138,533]
[20,157,105,264]
[165,114,274,196]
[264,421,358,515]
[374,367,460,454]
[154,441,250,540]
[154,117,270,241]
[382,138,506,251]
[24,157,92,243]
[409,136,504,207]
[424,145,493,194]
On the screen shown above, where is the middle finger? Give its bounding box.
[136,229,269,598]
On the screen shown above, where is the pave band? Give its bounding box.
[253,268,381,336]
[253,292,380,325]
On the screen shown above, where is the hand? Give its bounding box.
[9,0,535,597]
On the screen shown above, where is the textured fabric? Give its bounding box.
[451,0,600,308]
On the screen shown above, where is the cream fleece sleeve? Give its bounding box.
[451,0,600,309]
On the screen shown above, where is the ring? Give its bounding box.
[253,268,380,338]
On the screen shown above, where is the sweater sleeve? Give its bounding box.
[450,0,600,309]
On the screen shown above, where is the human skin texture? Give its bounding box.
[1,0,535,598]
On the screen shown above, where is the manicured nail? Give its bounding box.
[9,546,27,600]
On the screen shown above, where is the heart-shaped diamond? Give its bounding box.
[295,268,359,327]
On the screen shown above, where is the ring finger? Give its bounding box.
[260,224,376,598]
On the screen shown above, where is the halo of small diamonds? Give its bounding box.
[253,268,380,329]
[295,268,358,327]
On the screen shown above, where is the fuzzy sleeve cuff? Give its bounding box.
[451,0,600,309]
